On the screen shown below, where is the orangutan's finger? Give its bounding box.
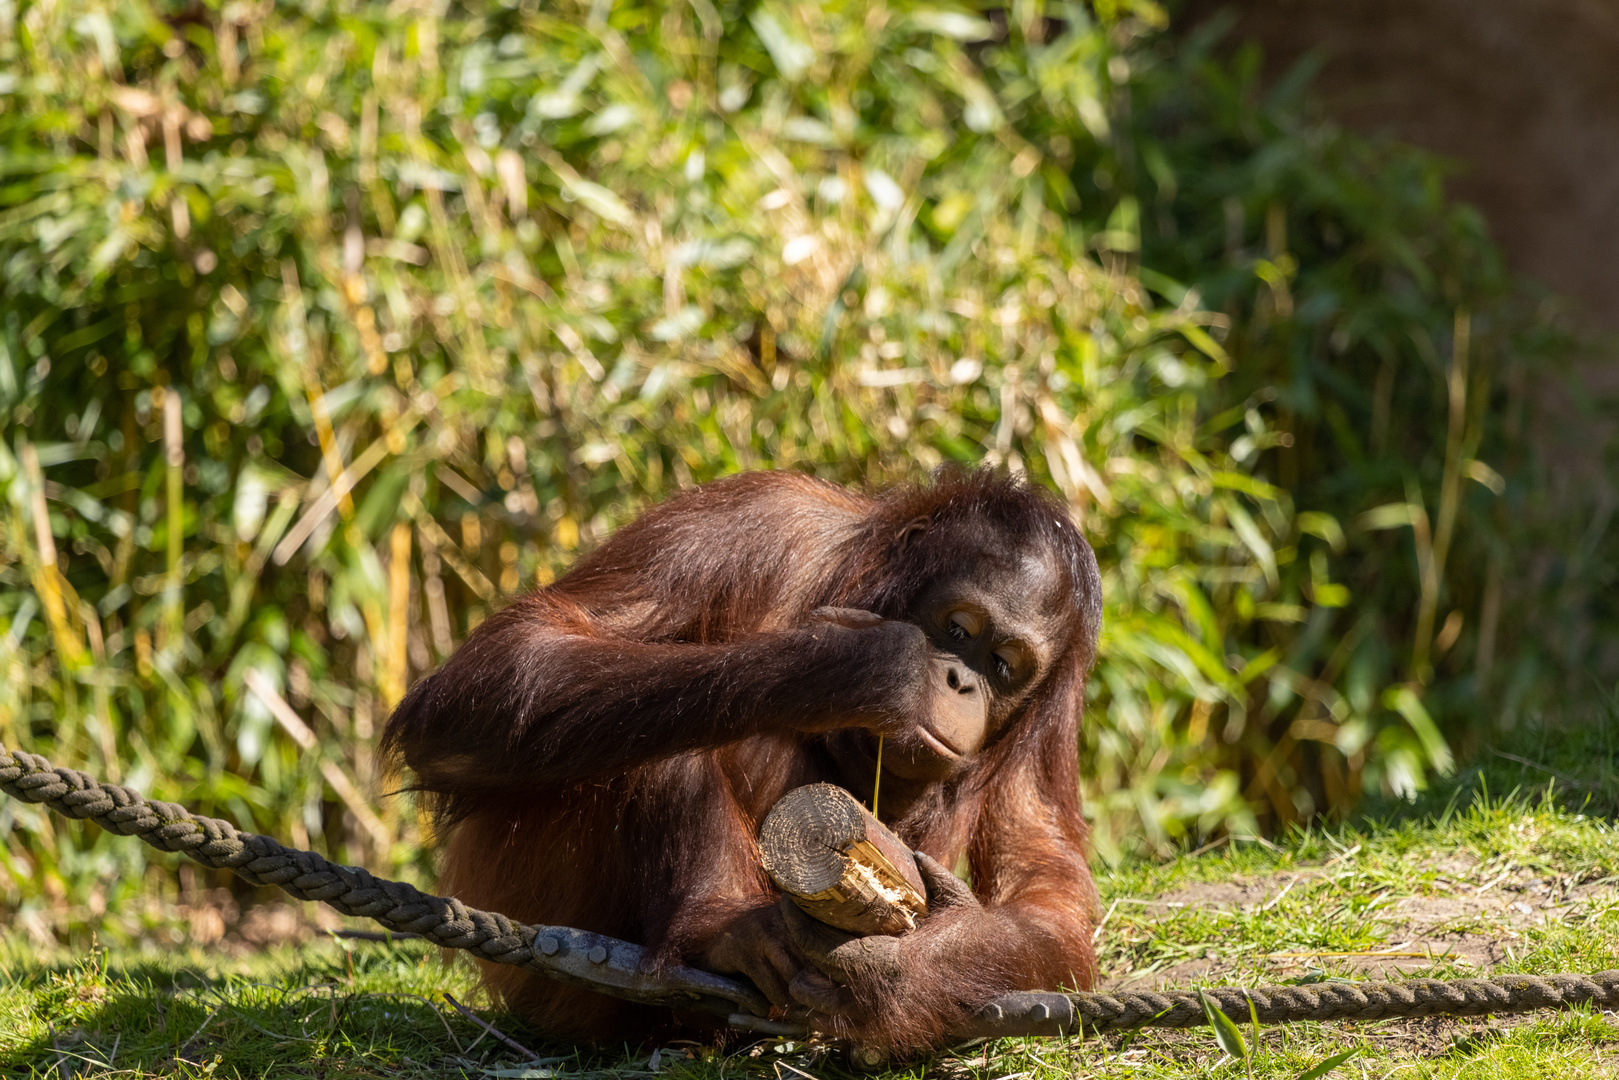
[789,969,856,1016]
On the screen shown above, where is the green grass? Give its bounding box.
[6,768,1619,1079]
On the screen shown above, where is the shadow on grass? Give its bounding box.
[0,942,864,1080]
[1358,690,1619,827]
[0,941,591,1078]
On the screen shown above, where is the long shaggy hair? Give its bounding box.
[382,468,1102,1050]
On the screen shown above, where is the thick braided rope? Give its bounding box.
[0,747,538,955]
[0,745,760,1017]
[5,746,1617,1038]
[1066,973,1619,1032]
[979,969,1619,1036]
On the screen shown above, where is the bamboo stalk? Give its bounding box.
[1414,310,1470,680]
[420,544,454,657]
[163,388,185,649]
[282,261,355,521]
[383,522,412,709]
[21,444,87,671]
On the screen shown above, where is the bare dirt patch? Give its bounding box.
[1101,864,1619,992]
[1092,862,1619,1064]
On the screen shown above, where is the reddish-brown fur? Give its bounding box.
[383,469,1102,1050]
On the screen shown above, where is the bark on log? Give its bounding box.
[759,783,928,935]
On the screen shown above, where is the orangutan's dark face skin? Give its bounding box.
[876,546,1072,781]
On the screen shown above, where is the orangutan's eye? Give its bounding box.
[947,611,982,641]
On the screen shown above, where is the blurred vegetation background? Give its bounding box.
[0,0,1601,940]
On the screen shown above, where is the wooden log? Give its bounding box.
[759,783,928,936]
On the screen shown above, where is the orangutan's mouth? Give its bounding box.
[915,724,964,761]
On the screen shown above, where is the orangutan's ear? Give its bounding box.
[894,517,929,554]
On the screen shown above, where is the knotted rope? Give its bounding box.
[4,744,1616,1039]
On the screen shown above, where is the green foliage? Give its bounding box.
[0,0,1553,926]
[1060,24,1567,823]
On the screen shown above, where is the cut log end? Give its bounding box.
[759,783,928,936]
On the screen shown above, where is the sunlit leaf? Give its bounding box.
[1294,1046,1361,1080]
[1197,989,1248,1061]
